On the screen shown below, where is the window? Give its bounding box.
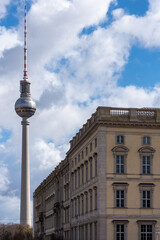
[116,155,125,174]
[78,196,80,216]
[137,221,156,240]
[64,207,69,223]
[94,186,97,210]
[112,146,129,174]
[94,222,97,240]
[90,223,92,240]
[81,194,84,215]
[90,142,92,152]
[116,190,125,208]
[85,224,88,240]
[142,191,151,208]
[78,167,80,187]
[75,157,77,165]
[78,154,80,162]
[64,184,69,201]
[85,192,88,213]
[89,189,92,211]
[95,138,97,148]
[85,162,88,182]
[138,147,155,175]
[71,172,74,190]
[116,224,125,240]
[113,183,128,208]
[75,170,77,189]
[141,225,152,240]
[142,156,151,174]
[75,227,77,240]
[116,135,124,144]
[113,220,129,240]
[139,183,154,209]
[94,153,98,177]
[86,147,88,156]
[143,136,151,145]
[71,199,74,218]
[89,158,93,179]
[81,164,84,185]
[81,151,84,159]
[75,198,77,217]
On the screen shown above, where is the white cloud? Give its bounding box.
[0,164,10,193]
[1,0,160,224]
[32,138,62,170]
[0,0,10,19]
[104,85,160,108]
[0,195,20,224]
[0,27,21,58]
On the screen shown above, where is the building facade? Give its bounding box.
[33,107,160,240]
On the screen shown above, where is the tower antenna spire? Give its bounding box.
[24,2,28,80]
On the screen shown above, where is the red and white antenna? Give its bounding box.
[24,3,28,80]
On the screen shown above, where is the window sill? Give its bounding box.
[114,207,128,209]
[140,173,153,175]
[140,207,153,209]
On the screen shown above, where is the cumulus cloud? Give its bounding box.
[0,0,11,19]
[0,27,21,58]
[1,0,160,224]
[32,138,62,170]
[0,195,20,224]
[0,165,10,193]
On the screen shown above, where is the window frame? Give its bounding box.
[142,155,151,174]
[113,220,129,240]
[137,220,157,240]
[139,183,155,209]
[89,157,93,179]
[81,164,84,185]
[89,189,92,212]
[85,161,88,182]
[138,147,155,175]
[85,191,88,213]
[94,153,98,177]
[112,146,129,175]
[86,147,88,156]
[116,189,125,208]
[90,142,92,152]
[94,186,97,210]
[142,190,151,208]
[80,194,84,215]
[113,183,128,208]
[115,155,125,174]
[95,138,97,148]
[142,136,151,145]
[116,135,125,144]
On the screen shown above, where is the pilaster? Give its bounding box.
[97,126,107,240]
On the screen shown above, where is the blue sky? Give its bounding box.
[1,0,160,224]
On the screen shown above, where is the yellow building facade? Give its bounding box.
[34,107,160,240]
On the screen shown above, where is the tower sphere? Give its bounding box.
[15,80,36,118]
[15,96,36,118]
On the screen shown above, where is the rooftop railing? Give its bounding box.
[69,107,160,149]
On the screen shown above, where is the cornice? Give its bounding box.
[67,120,160,157]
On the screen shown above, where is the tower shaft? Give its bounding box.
[15,3,36,226]
[20,118,31,225]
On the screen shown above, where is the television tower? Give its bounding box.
[15,3,36,226]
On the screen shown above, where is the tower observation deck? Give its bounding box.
[15,3,36,226]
